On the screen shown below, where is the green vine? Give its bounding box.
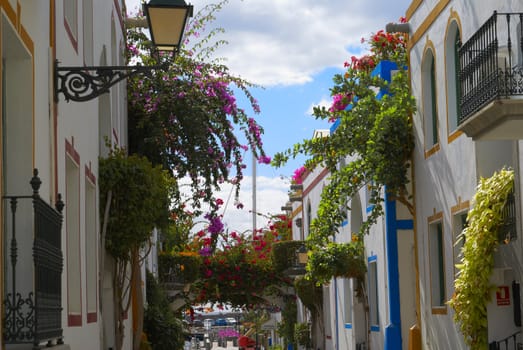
[99,146,174,350]
[448,168,514,349]
[306,241,366,285]
[294,276,323,317]
[99,147,173,260]
[276,296,297,348]
[273,28,415,244]
[271,240,305,274]
[294,322,311,349]
[158,252,202,284]
[272,28,415,291]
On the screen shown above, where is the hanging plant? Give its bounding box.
[158,251,202,285]
[271,240,306,274]
[449,168,514,350]
[307,241,366,285]
[294,276,323,317]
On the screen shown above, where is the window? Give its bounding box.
[422,47,439,151]
[368,256,379,330]
[452,211,467,278]
[343,278,352,327]
[85,168,97,323]
[429,219,446,311]
[365,183,377,214]
[446,22,461,135]
[430,57,438,145]
[66,142,82,326]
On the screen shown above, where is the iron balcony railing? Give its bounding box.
[3,169,64,349]
[489,331,522,350]
[499,185,517,243]
[458,11,523,124]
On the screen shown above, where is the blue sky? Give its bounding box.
[126,0,412,233]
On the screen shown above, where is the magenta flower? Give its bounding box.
[292,166,307,185]
[329,93,352,113]
[257,155,271,164]
[199,247,212,256]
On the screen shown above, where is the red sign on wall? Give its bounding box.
[496,286,510,306]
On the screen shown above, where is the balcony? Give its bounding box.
[458,12,523,140]
[3,169,65,349]
[158,252,200,310]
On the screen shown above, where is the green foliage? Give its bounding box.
[99,147,173,260]
[269,345,284,350]
[276,295,297,348]
[158,251,202,284]
[126,0,267,214]
[294,276,322,317]
[161,210,195,252]
[449,168,514,350]
[271,240,305,274]
[307,241,366,285]
[271,35,415,339]
[144,271,186,350]
[294,322,311,348]
[191,242,282,308]
[272,29,415,248]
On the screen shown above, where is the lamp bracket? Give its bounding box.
[54,60,168,102]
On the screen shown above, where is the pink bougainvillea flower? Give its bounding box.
[257,155,271,164]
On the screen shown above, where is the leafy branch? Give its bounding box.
[449,168,514,349]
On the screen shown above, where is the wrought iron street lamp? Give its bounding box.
[145,0,193,52]
[55,0,193,103]
[284,244,308,278]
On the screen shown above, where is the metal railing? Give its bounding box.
[489,331,522,350]
[499,186,517,242]
[459,12,523,124]
[3,169,64,348]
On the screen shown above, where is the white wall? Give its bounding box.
[408,0,523,348]
[6,0,131,349]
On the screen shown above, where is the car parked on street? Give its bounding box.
[214,318,228,326]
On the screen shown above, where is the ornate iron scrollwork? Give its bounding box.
[54,60,168,103]
[3,169,65,347]
[3,292,35,343]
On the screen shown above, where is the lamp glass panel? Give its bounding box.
[297,252,308,265]
[148,7,187,50]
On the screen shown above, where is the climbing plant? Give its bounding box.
[449,168,514,350]
[307,241,366,285]
[294,276,322,317]
[126,0,269,215]
[272,23,415,284]
[99,147,174,350]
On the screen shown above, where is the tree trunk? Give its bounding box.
[132,248,144,350]
[114,268,124,350]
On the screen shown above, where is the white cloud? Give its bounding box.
[126,0,410,231]
[127,0,410,86]
[188,175,290,235]
[306,96,331,116]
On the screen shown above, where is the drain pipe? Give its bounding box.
[383,191,413,350]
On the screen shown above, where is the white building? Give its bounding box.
[408,0,523,348]
[1,1,132,349]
